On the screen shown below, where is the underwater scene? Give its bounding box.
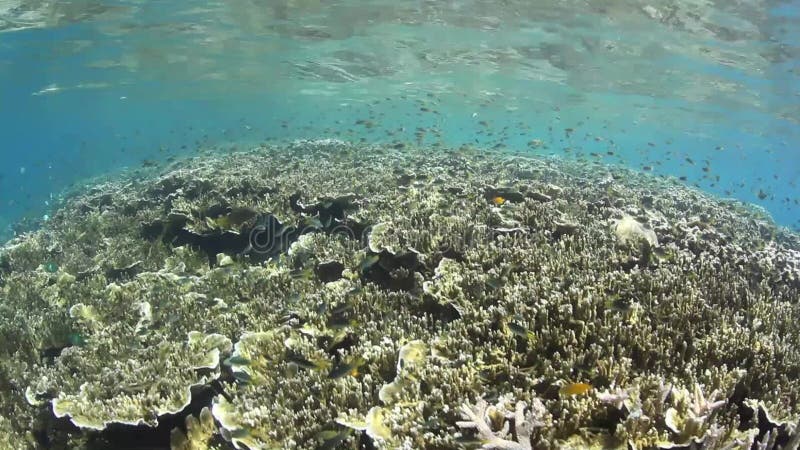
[0,1,799,449]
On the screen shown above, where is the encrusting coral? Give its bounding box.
[0,140,797,449]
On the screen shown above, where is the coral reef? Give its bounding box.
[0,140,798,449]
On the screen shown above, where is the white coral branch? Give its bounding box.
[690,383,726,418]
[456,397,547,450]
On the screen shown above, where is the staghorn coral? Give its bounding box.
[0,140,797,448]
[456,395,550,449]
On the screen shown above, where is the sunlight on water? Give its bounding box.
[0,2,799,449]
[1,1,797,239]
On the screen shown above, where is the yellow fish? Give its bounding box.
[492,196,506,206]
[559,382,592,397]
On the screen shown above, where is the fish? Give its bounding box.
[317,429,350,450]
[207,207,258,230]
[232,370,252,384]
[223,355,251,366]
[485,277,503,290]
[359,254,380,273]
[604,295,632,313]
[301,215,324,230]
[67,333,86,347]
[560,382,592,396]
[454,434,484,448]
[286,352,330,371]
[329,356,366,379]
[506,320,536,342]
[330,301,354,316]
[327,315,358,330]
[290,267,314,280]
[491,196,506,206]
[229,428,251,439]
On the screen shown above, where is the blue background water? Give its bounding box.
[1,1,798,240]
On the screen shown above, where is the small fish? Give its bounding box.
[327,315,358,330]
[486,277,503,290]
[229,428,251,439]
[359,254,380,273]
[604,296,631,313]
[454,434,484,447]
[317,430,350,450]
[302,215,324,230]
[506,321,536,342]
[226,207,258,227]
[232,370,252,384]
[286,353,330,371]
[329,356,366,379]
[44,261,59,273]
[560,382,592,397]
[290,267,314,280]
[330,301,354,316]
[67,333,86,347]
[528,139,544,148]
[491,196,506,206]
[224,355,251,366]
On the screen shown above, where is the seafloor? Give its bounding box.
[0,140,798,450]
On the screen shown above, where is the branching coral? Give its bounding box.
[0,142,798,448]
[456,395,549,450]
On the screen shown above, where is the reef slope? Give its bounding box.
[0,141,798,449]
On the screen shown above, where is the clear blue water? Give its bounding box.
[1,1,798,240]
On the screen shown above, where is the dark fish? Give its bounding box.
[328,356,366,379]
[286,353,329,371]
[327,315,357,330]
[605,295,632,313]
[233,370,252,384]
[455,434,484,448]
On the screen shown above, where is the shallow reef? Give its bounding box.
[0,140,799,449]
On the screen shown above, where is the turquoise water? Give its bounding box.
[1,0,798,239]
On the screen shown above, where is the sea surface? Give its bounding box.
[0,0,798,240]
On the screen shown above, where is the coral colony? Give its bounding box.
[0,140,798,449]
